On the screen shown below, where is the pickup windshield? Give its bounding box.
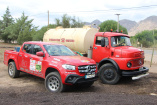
[43,45,76,56]
[111,36,131,47]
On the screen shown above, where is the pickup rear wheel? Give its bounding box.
[8,61,20,78]
[45,72,65,92]
[99,63,120,84]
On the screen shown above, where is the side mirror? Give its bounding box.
[36,51,44,57]
[101,38,105,47]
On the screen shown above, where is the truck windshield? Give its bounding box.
[111,36,131,47]
[43,45,76,56]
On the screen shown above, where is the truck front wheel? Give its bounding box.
[8,61,20,78]
[45,72,66,92]
[99,63,120,84]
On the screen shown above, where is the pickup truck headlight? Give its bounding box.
[62,64,76,70]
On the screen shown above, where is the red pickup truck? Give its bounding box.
[4,41,97,92]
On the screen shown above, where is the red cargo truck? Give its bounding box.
[93,32,149,84]
[43,28,149,84]
[3,42,97,92]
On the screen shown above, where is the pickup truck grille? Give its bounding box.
[78,65,96,73]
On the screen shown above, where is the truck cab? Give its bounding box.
[92,32,149,84]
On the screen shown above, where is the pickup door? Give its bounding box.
[18,44,32,71]
[18,44,44,77]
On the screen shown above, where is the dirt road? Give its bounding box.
[0,43,157,105]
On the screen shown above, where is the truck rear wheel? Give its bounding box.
[8,61,20,78]
[45,72,66,92]
[99,63,120,84]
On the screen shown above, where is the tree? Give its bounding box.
[0,20,2,39]
[99,20,128,34]
[16,12,37,44]
[33,24,56,41]
[0,7,14,42]
[55,19,61,26]
[55,14,84,28]
[134,30,154,47]
[153,30,157,40]
[71,16,85,28]
[62,14,71,28]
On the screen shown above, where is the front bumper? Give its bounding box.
[65,74,98,84]
[121,66,149,77]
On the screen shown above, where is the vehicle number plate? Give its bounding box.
[85,73,95,79]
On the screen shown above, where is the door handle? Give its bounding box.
[29,57,32,59]
[94,47,97,49]
[19,55,22,56]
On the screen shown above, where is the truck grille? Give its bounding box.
[78,65,96,73]
[130,58,144,67]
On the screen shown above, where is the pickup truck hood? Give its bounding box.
[50,56,96,66]
[113,46,144,58]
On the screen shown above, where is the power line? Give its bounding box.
[49,5,157,14]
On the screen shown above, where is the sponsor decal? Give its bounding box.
[66,39,74,42]
[49,39,60,41]
[116,55,119,57]
[51,61,57,63]
[81,60,90,63]
[61,38,65,42]
[65,72,76,74]
[54,58,60,62]
[49,38,75,42]
[30,59,42,72]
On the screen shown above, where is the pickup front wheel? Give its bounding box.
[45,72,65,92]
[99,63,120,84]
[8,61,20,78]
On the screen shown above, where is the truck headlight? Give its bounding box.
[62,64,76,70]
[127,62,132,68]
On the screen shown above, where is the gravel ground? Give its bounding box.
[0,43,157,105]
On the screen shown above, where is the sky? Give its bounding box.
[1,0,157,29]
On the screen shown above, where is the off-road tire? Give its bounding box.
[45,72,66,92]
[99,63,120,84]
[8,61,20,78]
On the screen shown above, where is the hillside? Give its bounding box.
[85,16,157,36]
[85,19,101,26]
[119,19,137,31]
[128,16,157,36]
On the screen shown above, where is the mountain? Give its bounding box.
[85,19,136,31]
[85,19,101,26]
[85,16,157,36]
[128,16,157,36]
[119,19,137,32]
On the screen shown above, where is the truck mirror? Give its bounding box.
[101,38,105,47]
[36,51,44,57]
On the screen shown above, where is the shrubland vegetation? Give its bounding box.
[131,30,157,47]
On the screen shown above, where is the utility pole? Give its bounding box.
[48,10,49,29]
[150,29,155,67]
[115,14,120,32]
